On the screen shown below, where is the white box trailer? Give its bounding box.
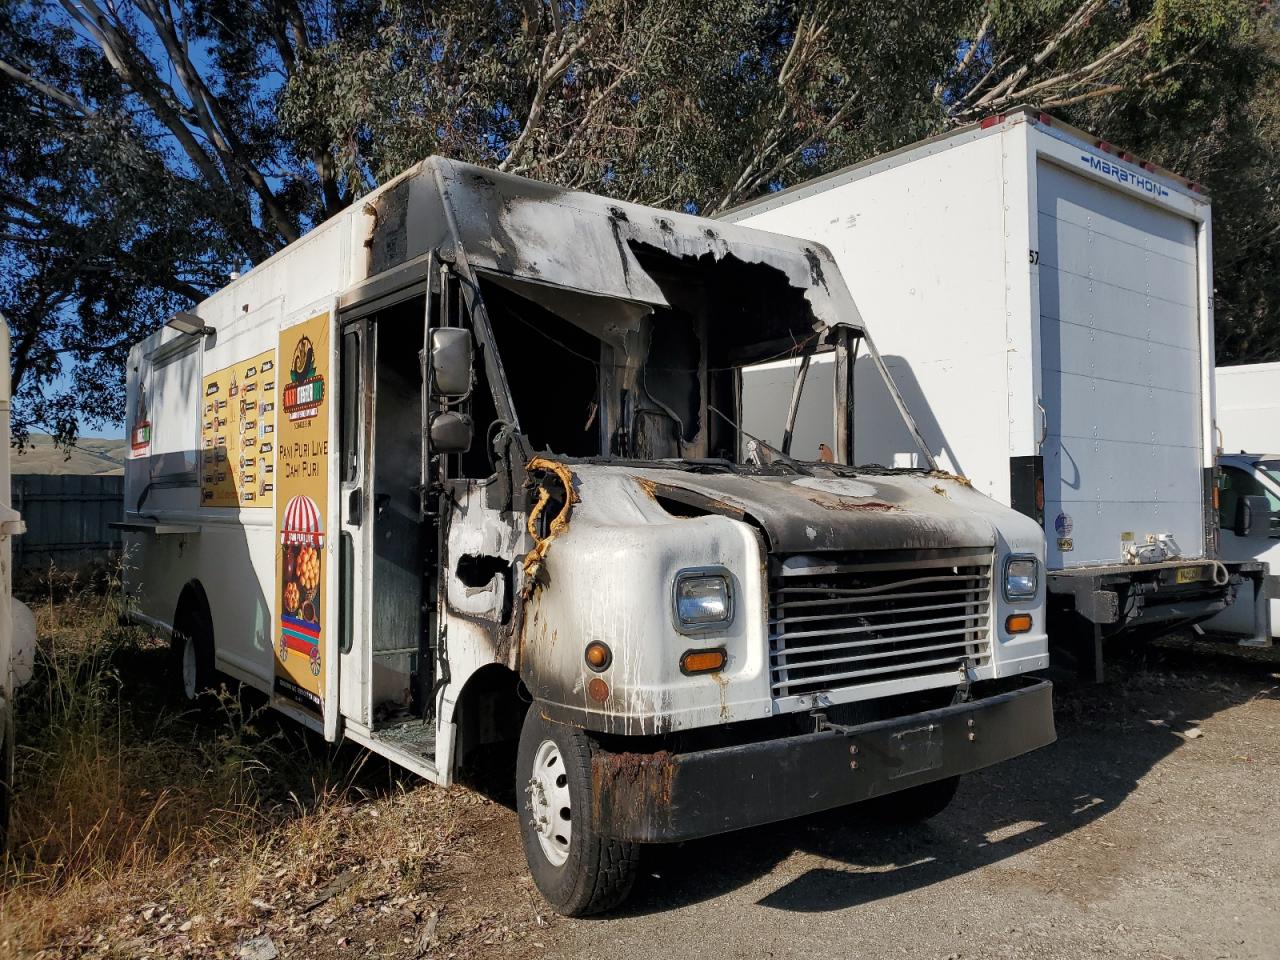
[118,158,1055,914]
[726,108,1267,669]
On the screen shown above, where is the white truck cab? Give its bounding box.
[1211,452,1280,638]
[120,160,1054,914]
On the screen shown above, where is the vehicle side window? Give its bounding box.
[340,329,360,483]
[1219,465,1269,529]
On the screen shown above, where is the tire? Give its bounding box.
[864,775,960,824]
[171,599,217,704]
[516,709,639,916]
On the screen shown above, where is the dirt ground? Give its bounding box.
[17,637,1280,959]
[461,638,1280,960]
[540,639,1280,960]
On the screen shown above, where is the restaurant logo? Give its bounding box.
[282,335,324,422]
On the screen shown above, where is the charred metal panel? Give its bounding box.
[427,159,860,333]
[620,467,997,553]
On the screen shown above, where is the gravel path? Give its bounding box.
[538,646,1280,960]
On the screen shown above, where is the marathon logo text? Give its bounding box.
[1080,153,1169,199]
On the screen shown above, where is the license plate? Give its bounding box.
[1175,566,1203,584]
[889,723,944,779]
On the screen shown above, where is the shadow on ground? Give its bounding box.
[90,617,1280,921]
[606,641,1279,917]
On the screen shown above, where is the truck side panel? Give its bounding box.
[731,130,1013,501]
[1035,160,1205,565]
[1215,362,1280,454]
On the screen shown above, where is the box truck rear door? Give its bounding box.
[1037,160,1204,568]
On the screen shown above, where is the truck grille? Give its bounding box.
[769,549,993,698]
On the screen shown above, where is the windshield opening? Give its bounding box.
[478,248,932,470]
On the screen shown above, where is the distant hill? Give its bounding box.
[12,434,126,476]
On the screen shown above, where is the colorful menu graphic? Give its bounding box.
[200,349,277,507]
[129,378,151,460]
[273,313,330,716]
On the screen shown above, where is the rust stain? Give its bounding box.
[523,456,578,579]
[635,477,659,499]
[592,749,676,816]
[930,470,973,487]
[806,496,897,512]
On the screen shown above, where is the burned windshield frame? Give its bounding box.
[845,328,939,472]
[461,264,936,472]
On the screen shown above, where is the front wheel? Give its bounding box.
[516,709,638,916]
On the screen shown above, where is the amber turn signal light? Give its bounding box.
[680,648,726,675]
[1005,613,1033,634]
[584,641,612,672]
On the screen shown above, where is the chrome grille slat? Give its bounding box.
[770,654,980,691]
[770,624,989,658]
[772,639,980,671]
[772,598,992,625]
[776,611,989,642]
[769,550,993,698]
[773,585,985,608]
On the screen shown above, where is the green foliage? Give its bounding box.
[2,0,1279,441]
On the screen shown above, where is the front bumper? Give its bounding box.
[589,677,1055,843]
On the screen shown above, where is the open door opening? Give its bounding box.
[338,294,437,767]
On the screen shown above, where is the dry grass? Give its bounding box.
[0,577,541,960]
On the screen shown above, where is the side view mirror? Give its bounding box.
[430,411,473,454]
[430,328,473,397]
[1234,494,1270,537]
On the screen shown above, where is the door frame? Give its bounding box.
[333,261,438,735]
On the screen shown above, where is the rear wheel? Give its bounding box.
[516,709,638,916]
[171,598,216,703]
[864,775,960,824]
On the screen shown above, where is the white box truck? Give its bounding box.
[118,158,1055,914]
[1206,363,1280,637]
[1216,362,1280,454]
[726,108,1267,676]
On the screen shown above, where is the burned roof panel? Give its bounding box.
[429,159,863,331]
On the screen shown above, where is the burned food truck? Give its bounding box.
[120,159,1055,915]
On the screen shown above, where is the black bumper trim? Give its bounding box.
[1047,560,1263,628]
[590,678,1055,843]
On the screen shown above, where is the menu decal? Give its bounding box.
[200,349,277,508]
[273,313,330,717]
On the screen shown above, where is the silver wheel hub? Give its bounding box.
[181,634,197,700]
[527,739,572,867]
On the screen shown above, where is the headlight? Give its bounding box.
[1004,555,1039,601]
[673,570,733,631]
